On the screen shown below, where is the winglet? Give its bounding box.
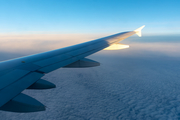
[134,25,145,37]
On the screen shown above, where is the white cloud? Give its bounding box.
[0,34,179,58]
[0,33,105,54]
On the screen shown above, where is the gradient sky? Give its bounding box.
[0,0,180,35]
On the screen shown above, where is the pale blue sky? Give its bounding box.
[0,0,179,35]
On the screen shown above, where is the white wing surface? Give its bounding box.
[0,26,145,112]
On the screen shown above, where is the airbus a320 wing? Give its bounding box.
[0,26,145,112]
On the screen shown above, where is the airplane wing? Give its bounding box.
[0,25,145,113]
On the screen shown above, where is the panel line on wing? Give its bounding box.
[0,69,30,90]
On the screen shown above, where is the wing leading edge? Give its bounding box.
[0,26,145,112]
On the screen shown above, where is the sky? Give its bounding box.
[0,0,180,35]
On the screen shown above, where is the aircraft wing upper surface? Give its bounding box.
[0,26,145,112]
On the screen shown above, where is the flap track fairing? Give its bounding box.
[0,93,45,113]
[27,79,56,89]
[64,58,100,68]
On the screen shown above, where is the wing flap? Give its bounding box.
[66,41,109,56]
[34,54,72,67]
[37,57,79,73]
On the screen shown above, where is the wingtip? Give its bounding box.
[134,25,145,37]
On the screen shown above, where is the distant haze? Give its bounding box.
[0,34,179,61]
